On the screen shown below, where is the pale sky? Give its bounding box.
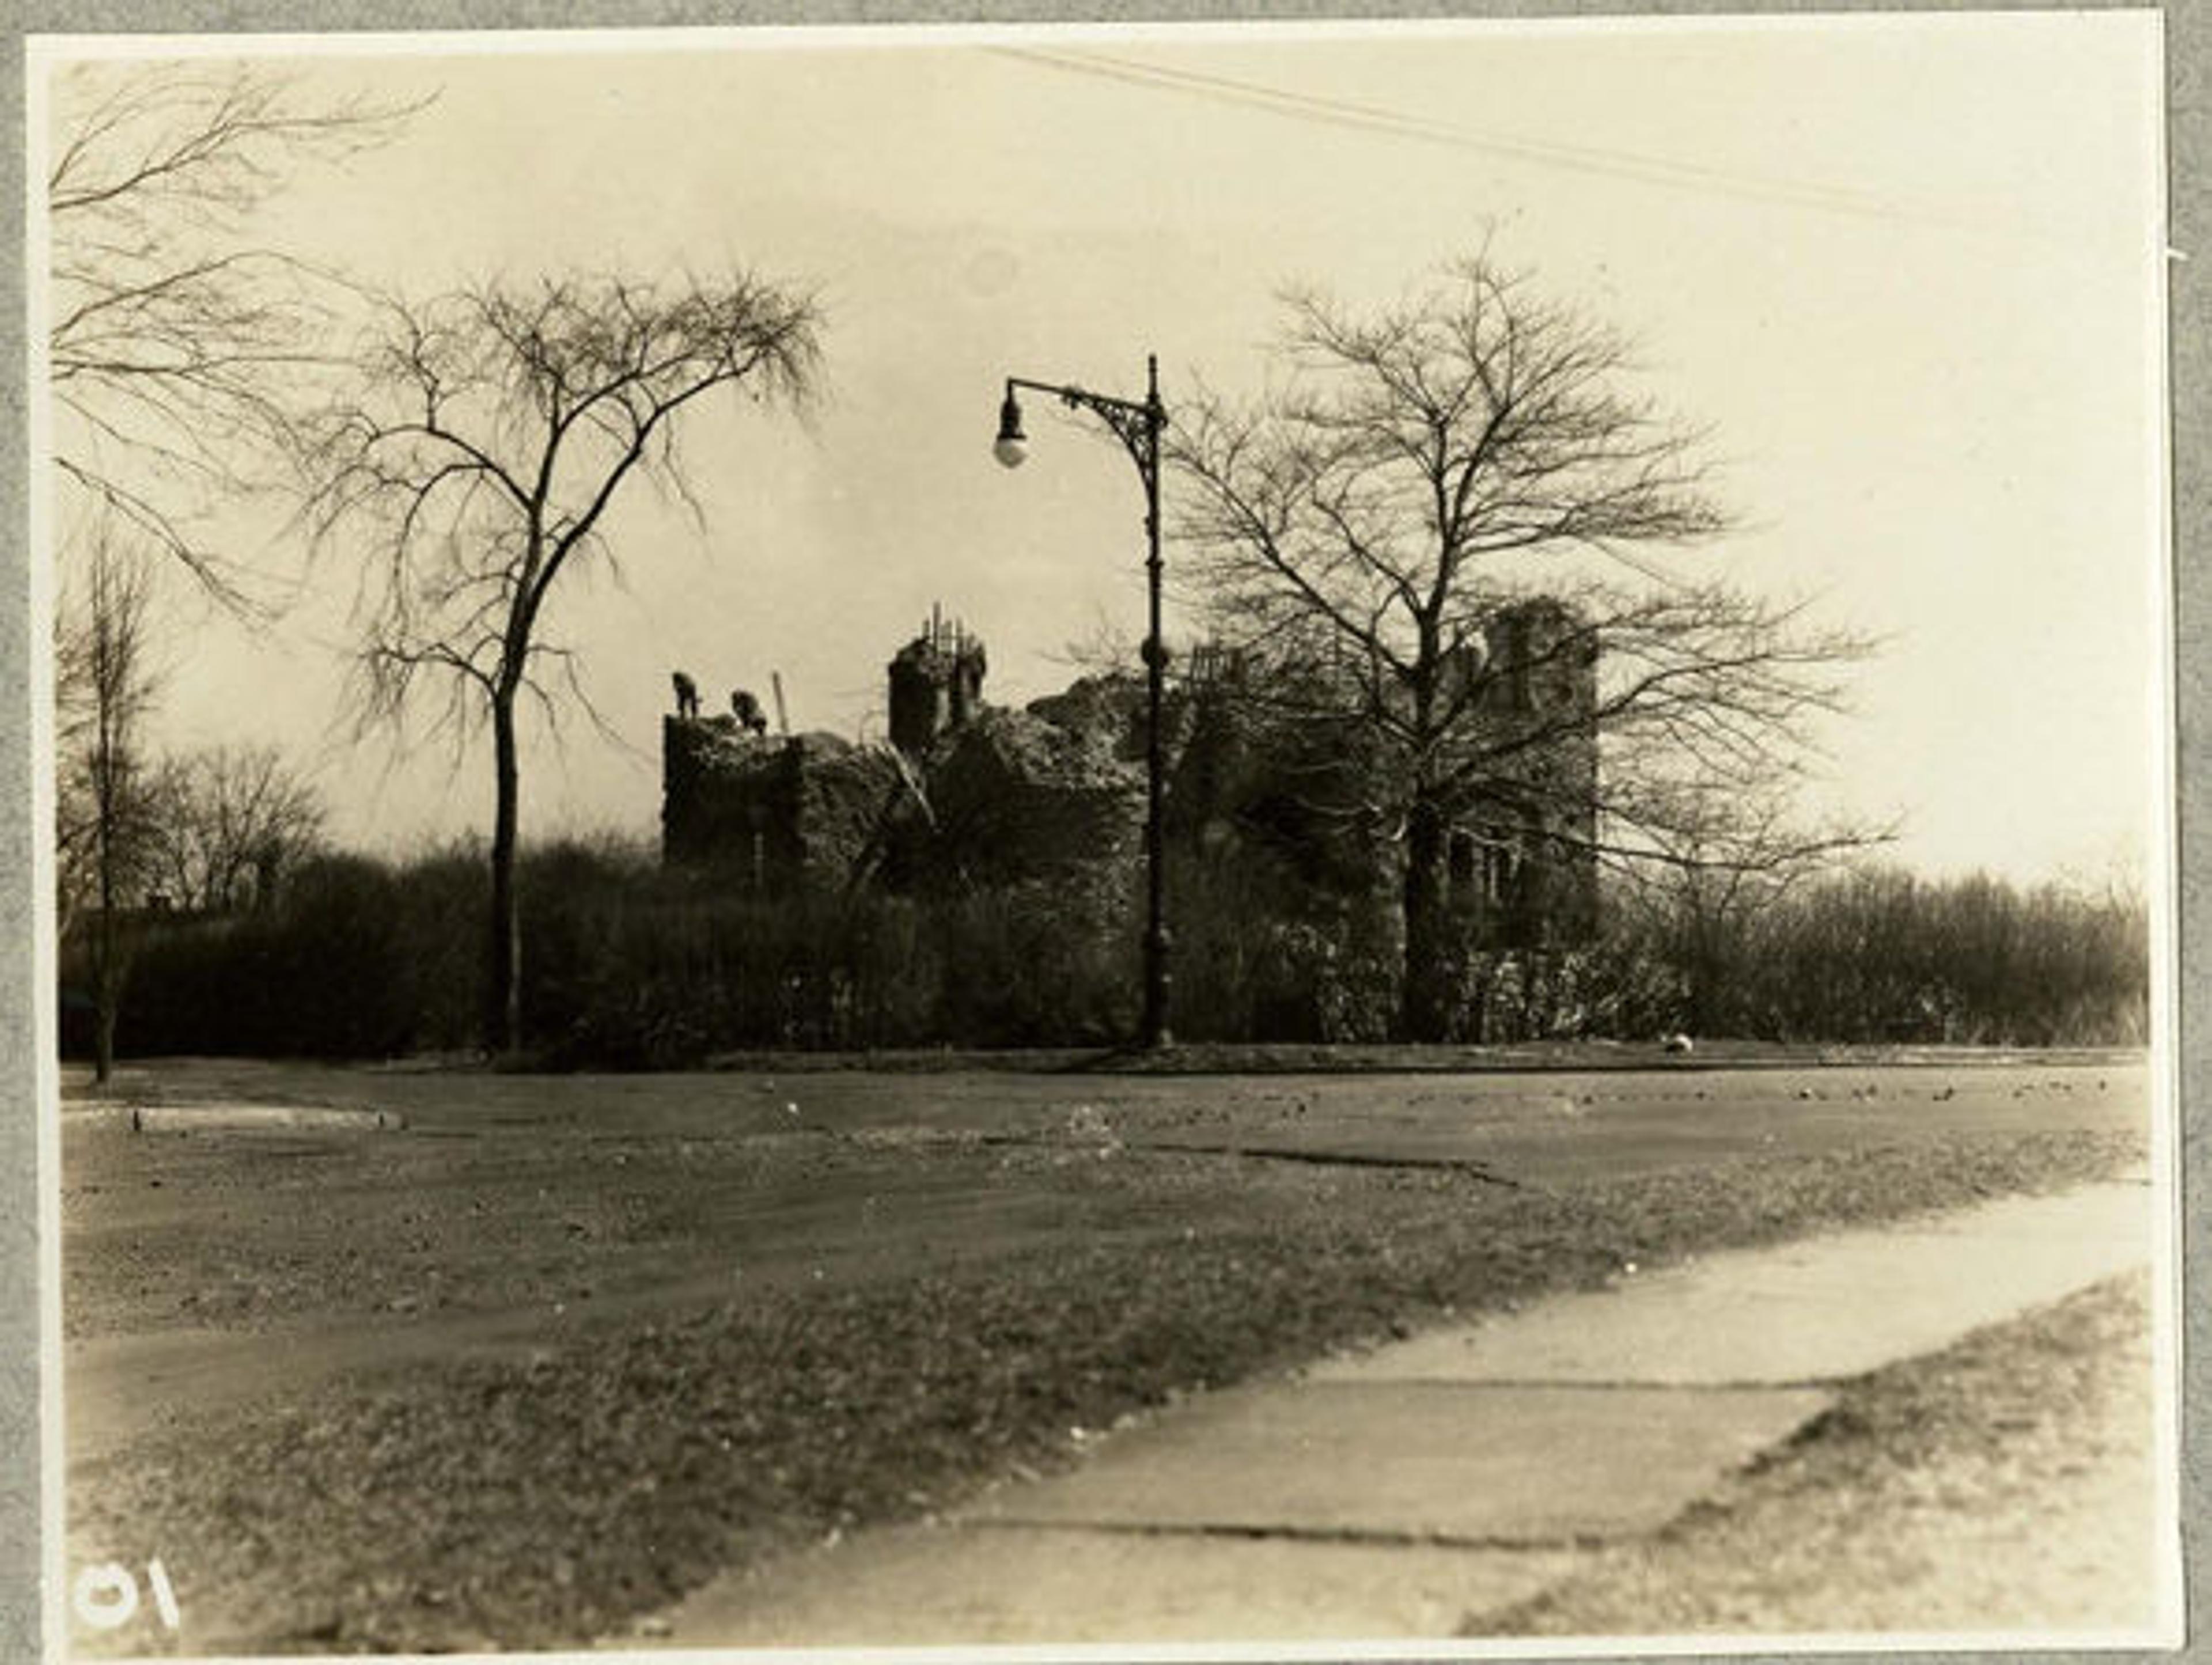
[36,16,2169,886]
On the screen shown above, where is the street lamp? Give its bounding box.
[994,355,1172,1048]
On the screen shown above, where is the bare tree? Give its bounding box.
[1603,780,1887,1036]
[144,743,326,913]
[1173,257,1871,1041]
[300,273,824,1055]
[55,524,164,1082]
[47,61,421,604]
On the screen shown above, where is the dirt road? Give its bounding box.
[56,1053,2154,1653]
[65,1057,2145,1440]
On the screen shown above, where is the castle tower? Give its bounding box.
[888,605,987,756]
[1474,597,1600,944]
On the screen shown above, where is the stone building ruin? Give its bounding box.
[1453,597,1601,947]
[887,606,987,756]
[661,600,1601,950]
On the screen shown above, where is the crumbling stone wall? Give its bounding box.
[661,717,897,890]
[888,610,987,757]
[661,602,1599,950]
[919,706,1143,886]
[1465,598,1600,946]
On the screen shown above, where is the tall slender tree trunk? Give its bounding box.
[93,738,120,1084]
[90,850,138,1082]
[486,695,522,1057]
[94,991,119,1084]
[93,905,117,1086]
[1400,792,1456,1043]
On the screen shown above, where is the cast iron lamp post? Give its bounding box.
[994,355,1171,1048]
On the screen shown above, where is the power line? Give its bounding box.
[992,45,2009,234]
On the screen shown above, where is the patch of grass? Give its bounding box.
[72,1127,2141,1655]
[1479,1269,2161,1637]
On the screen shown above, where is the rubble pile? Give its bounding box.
[922,707,1143,885]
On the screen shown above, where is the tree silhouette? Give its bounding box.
[47,60,422,605]
[1173,256,1872,1041]
[55,524,162,1080]
[144,744,327,913]
[300,273,824,1055]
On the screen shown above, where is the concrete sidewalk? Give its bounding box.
[640,1181,2153,1649]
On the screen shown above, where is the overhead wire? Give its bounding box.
[991,45,2020,236]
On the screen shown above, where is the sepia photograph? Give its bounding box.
[27,13,2180,1659]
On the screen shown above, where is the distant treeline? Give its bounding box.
[1588,864,2149,1050]
[71,837,2149,1064]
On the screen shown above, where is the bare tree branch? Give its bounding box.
[1171,254,1874,1040]
[46,60,429,610]
[297,270,824,1053]
[53,519,165,1080]
[142,743,327,912]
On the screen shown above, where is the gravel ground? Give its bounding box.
[63,1057,2143,1344]
[1480,1270,2166,1639]
[66,1113,2145,1657]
